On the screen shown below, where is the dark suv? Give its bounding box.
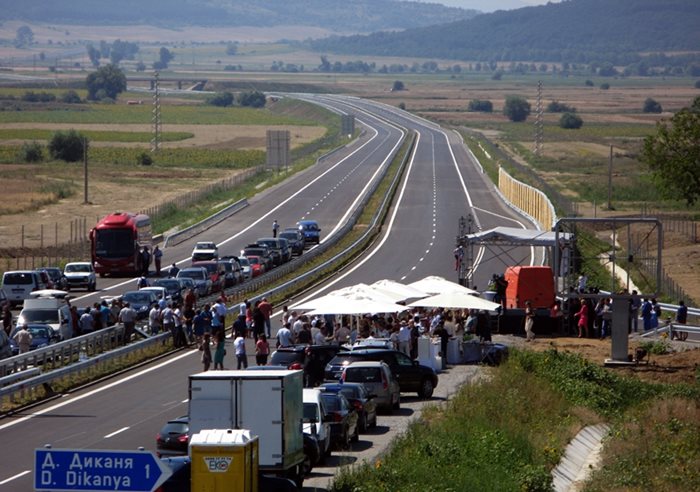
[270,344,344,387]
[279,228,305,255]
[324,349,438,399]
[241,244,274,271]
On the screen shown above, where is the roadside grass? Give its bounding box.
[331,349,700,492]
[0,129,193,143]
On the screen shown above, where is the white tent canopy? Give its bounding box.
[291,291,407,315]
[329,283,399,304]
[407,276,479,296]
[408,291,500,311]
[370,279,429,302]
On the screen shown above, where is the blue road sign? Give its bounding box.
[34,449,172,492]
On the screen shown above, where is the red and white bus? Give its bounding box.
[90,212,152,276]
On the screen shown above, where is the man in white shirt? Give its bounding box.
[148,304,161,335]
[397,321,412,355]
[118,302,137,345]
[277,323,293,348]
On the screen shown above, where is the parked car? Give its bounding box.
[0,329,12,359]
[190,241,218,262]
[279,228,305,255]
[153,278,183,303]
[297,220,321,245]
[246,256,266,278]
[0,287,8,310]
[236,256,252,280]
[121,290,158,319]
[191,261,226,292]
[34,269,54,289]
[2,270,44,307]
[340,361,400,414]
[302,388,332,461]
[256,237,291,266]
[319,382,378,432]
[9,323,60,355]
[156,416,189,458]
[175,277,197,298]
[63,262,97,292]
[325,349,438,399]
[319,391,359,449]
[40,267,67,290]
[138,286,170,306]
[270,344,343,387]
[218,259,243,287]
[241,244,273,271]
[302,432,321,477]
[176,267,212,297]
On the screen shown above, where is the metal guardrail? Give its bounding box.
[0,332,171,403]
[0,367,40,388]
[0,325,127,378]
[640,323,700,340]
[163,199,249,247]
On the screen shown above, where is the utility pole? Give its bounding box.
[151,72,162,153]
[83,137,89,204]
[607,144,613,210]
[533,80,543,157]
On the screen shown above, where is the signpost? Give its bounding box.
[34,449,172,492]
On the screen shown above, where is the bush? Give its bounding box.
[468,99,493,112]
[491,70,503,80]
[559,112,583,129]
[600,83,610,90]
[585,79,595,87]
[21,91,56,103]
[17,141,43,162]
[48,130,87,162]
[136,152,153,166]
[61,90,82,104]
[643,97,663,113]
[392,80,405,91]
[503,95,531,122]
[206,92,234,107]
[238,90,266,108]
[547,100,576,113]
[398,102,406,110]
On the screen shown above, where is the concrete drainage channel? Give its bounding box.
[552,423,610,492]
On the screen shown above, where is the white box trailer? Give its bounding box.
[188,369,305,485]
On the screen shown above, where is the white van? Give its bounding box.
[2,271,42,308]
[18,297,72,340]
[302,388,332,460]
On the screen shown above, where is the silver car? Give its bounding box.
[341,361,400,413]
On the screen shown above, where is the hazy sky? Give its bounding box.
[418,0,560,12]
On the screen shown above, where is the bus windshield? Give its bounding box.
[95,229,134,258]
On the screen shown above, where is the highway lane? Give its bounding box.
[66,103,406,309]
[0,95,544,490]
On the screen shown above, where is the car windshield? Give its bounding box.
[320,394,341,412]
[270,351,301,366]
[345,367,382,383]
[195,243,215,250]
[179,270,204,280]
[303,403,320,422]
[21,309,59,324]
[248,257,260,265]
[339,387,360,399]
[238,258,249,267]
[66,264,91,273]
[4,273,34,284]
[161,421,189,435]
[258,240,276,248]
[27,326,50,338]
[44,269,62,280]
[123,293,152,304]
[279,232,295,240]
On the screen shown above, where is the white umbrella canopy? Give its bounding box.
[407,291,500,311]
[329,283,399,304]
[407,276,479,296]
[291,290,408,315]
[370,279,429,302]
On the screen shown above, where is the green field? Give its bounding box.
[0,129,193,142]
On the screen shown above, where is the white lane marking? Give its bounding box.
[181,399,189,404]
[0,349,194,432]
[104,426,130,439]
[0,470,31,485]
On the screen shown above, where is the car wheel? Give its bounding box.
[351,425,359,443]
[359,414,367,433]
[370,412,378,428]
[302,451,313,476]
[392,395,400,412]
[340,428,350,449]
[418,378,434,399]
[89,282,96,292]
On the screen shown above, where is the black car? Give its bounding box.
[319,382,378,432]
[324,349,438,399]
[41,267,67,290]
[121,290,158,320]
[279,228,305,255]
[241,244,274,271]
[153,278,183,303]
[256,238,291,266]
[319,391,359,450]
[156,416,189,457]
[270,344,343,387]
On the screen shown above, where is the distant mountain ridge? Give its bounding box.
[310,0,700,62]
[1,0,479,33]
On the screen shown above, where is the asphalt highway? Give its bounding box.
[0,94,544,491]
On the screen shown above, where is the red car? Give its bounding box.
[246,255,266,278]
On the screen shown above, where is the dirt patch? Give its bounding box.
[0,123,325,150]
[503,335,700,385]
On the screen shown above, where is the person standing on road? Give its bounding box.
[630,290,641,333]
[234,330,248,369]
[397,321,411,355]
[79,307,94,334]
[2,305,12,336]
[148,303,161,335]
[169,263,180,278]
[255,334,270,366]
[118,302,137,345]
[213,331,226,370]
[153,246,163,277]
[575,299,589,338]
[161,303,176,344]
[13,324,32,354]
[200,333,212,371]
[258,297,273,338]
[272,220,280,238]
[141,246,151,277]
